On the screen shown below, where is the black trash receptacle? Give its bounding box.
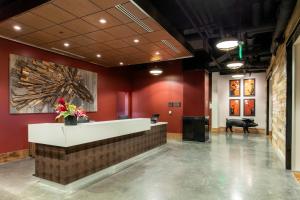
[182,116,209,142]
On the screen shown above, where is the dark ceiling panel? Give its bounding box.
[134,0,296,74]
[0,0,50,22]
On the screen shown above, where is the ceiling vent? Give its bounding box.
[161,40,180,53]
[115,4,153,32]
[51,48,86,59]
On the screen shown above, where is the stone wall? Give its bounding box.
[268,1,300,163]
[270,54,286,161]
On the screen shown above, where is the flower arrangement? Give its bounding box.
[55,98,88,121]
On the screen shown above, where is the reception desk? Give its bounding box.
[28,118,167,185]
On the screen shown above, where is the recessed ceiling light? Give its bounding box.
[13,25,21,31]
[99,18,107,24]
[155,51,160,55]
[119,62,124,66]
[232,74,245,79]
[216,38,239,51]
[133,39,139,43]
[96,54,101,58]
[227,61,244,69]
[63,42,70,47]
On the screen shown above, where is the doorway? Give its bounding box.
[292,35,300,171]
[286,22,300,170]
[116,92,131,119]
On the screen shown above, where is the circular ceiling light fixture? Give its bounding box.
[133,39,139,43]
[226,61,244,69]
[232,74,245,79]
[63,42,70,47]
[96,54,101,58]
[216,38,239,51]
[119,62,124,66]
[149,67,163,76]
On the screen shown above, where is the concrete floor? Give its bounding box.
[1,134,300,200]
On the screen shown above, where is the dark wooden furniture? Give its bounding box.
[182,116,209,142]
[34,124,167,185]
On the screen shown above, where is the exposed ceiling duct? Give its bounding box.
[271,0,297,54]
[252,2,261,27]
[134,0,294,73]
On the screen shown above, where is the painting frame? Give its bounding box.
[243,99,256,116]
[244,79,255,96]
[229,99,240,116]
[229,79,241,97]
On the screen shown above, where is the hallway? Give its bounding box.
[1,134,299,200]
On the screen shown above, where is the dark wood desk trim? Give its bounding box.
[35,124,167,185]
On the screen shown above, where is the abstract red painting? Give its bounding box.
[244,99,255,116]
[229,99,240,116]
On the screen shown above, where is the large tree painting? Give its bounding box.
[9,54,97,114]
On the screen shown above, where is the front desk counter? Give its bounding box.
[28,118,167,185]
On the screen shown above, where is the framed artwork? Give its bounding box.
[229,80,240,97]
[9,54,97,114]
[244,79,255,96]
[229,99,240,116]
[244,99,255,116]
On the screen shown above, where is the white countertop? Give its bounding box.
[151,122,168,126]
[28,118,167,147]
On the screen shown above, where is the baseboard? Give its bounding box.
[167,132,182,141]
[212,127,266,134]
[0,149,29,164]
[211,128,219,133]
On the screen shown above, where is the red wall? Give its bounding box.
[131,63,210,133]
[131,61,183,133]
[182,69,210,116]
[0,38,131,154]
[0,37,210,154]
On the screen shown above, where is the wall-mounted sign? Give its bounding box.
[168,101,181,108]
[173,102,181,107]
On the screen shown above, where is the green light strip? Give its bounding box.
[239,43,243,60]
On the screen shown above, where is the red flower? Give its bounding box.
[56,104,67,112]
[57,98,65,105]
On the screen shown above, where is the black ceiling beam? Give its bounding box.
[0,0,50,22]
[174,0,222,70]
[220,69,267,75]
[271,0,297,54]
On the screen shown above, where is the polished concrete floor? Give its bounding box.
[1,134,300,200]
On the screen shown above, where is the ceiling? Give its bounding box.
[134,0,297,74]
[0,0,192,67]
